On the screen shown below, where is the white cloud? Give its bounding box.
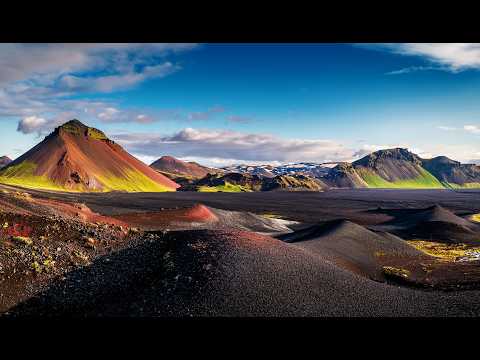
[464,125,480,134]
[97,107,121,121]
[16,112,83,135]
[58,62,180,93]
[0,44,198,129]
[111,128,356,164]
[363,43,480,73]
[415,143,480,164]
[17,116,47,134]
[0,44,196,87]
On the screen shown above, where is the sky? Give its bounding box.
[1,43,480,167]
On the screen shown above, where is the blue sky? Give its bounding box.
[1,43,480,166]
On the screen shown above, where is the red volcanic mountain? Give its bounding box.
[0,156,11,169]
[0,119,179,192]
[151,155,222,179]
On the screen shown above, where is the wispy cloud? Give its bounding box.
[362,43,480,73]
[114,130,458,166]
[0,44,196,87]
[227,115,253,123]
[57,62,180,93]
[385,66,447,75]
[187,106,225,121]
[0,44,198,130]
[437,125,458,131]
[437,124,480,134]
[464,124,480,134]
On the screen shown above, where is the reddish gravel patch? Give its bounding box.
[112,204,218,230]
[32,197,128,227]
[0,189,127,227]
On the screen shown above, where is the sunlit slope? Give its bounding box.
[325,148,445,189]
[0,120,179,192]
[355,167,443,189]
[197,182,252,192]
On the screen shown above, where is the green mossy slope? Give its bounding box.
[356,167,444,189]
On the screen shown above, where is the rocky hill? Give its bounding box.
[0,119,179,192]
[150,155,222,179]
[181,172,327,192]
[262,174,327,191]
[324,148,444,189]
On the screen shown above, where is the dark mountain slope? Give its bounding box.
[422,156,480,188]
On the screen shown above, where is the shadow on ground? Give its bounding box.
[4,231,215,317]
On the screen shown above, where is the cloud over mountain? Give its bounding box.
[112,127,356,164]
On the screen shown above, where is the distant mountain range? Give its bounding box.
[222,162,335,178]
[150,156,328,192]
[1,119,479,193]
[0,120,179,192]
[150,148,480,191]
[323,148,480,189]
[183,172,326,192]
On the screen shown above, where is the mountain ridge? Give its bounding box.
[191,148,480,190]
[323,148,478,189]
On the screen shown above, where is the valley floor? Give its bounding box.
[1,184,480,317]
[19,186,480,224]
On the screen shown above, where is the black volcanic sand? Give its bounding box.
[279,219,428,281]
[278,217,480,290]
[372,205,480,244]
[0,211,143,313]
[5,229,480,317]
[2,185,480,316]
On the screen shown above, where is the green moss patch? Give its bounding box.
[86,127,108,140]
[13,236,33,246]
[357,167,444,189]
[197,182,251,192]
[96,169,175,192]
[0,161,65,191]
[445,182,480,189]
[0,161,175,193]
